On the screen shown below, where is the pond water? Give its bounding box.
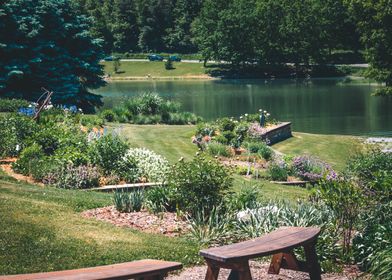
[94,78,392,136]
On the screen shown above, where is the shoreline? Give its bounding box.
[105,74,219,81]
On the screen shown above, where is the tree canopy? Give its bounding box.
[346,0,392,96]
[0,0,105,111]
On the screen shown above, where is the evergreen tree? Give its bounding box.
[0,0,105,111]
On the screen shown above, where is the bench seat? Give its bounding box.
[200,227,322,280]
[0,259,182,280]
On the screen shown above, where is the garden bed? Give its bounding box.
[82,206,189,237]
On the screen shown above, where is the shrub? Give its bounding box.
[214,135,228,145]
[145,186,176,213]
[292,155,337,181]
[316,179,364,255]
[12,143,45,175]
[122,148,169,183]
[44,164,100,189]
[53,146,89,166]
[218,118,236,132]
[258,144,273,161]
[139,93,163,115]
[79,114,105,127]
[165,59,174,70]
[195,123,217,136]
[0,98,30,112]
[207,142,232,157]
[100,109,116,122]
[222,130,236,143]
[167,155,233,215]
[88,134,129,174]
[0,114,38,158]
[267,159,288,181]
[113,190,144,212]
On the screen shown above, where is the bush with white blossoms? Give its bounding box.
[122,148,170,182]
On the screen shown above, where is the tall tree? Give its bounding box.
[164,0,202,53]
[111,0,139,52]
[136,0,174,52]
[346,0,392,96]
[0,0,105,111]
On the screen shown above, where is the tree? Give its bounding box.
[164,0,202,53]
[0,0,105,111]
[136,0,174,52]
[111,0,139,52]
[346,0,392,96]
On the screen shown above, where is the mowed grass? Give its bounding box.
[114,124,198,163]
[0,171,200,275]
[114,124,367,201]
[272,132,362,171]
[102,61,209,78]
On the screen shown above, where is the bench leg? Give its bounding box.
[205,260,220,280]
[304,242,322,280]
[228,261,252,280]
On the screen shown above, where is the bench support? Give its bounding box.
[204,259,252,280]
[268,242,321,280]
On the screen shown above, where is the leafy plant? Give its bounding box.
[0,98,30,112]
[12,143,45,176]
[292,155,337,181]
[44,164,100,189]
[267,159,288,181]
[88,134,129,174]
[316,179,364,255]
[167,154,233,215]
[369,247,392,280]
[187,206,233,246]
[206,142,232,157]
[122,148,169,183]
[225,186,260,211]
[145,186,176,213]
[113,190,144,212]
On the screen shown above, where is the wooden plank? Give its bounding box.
[0,260,182,280]
[87,182,165,192]
[200,227,320,263]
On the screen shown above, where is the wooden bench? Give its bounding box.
[0,259,182,280]
[200,227,322,280]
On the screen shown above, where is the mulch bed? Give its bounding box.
[167,261,368,280]
[81,206,189,237]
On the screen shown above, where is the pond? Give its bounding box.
[94,78,392,136]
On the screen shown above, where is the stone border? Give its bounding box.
[263,122,292,145]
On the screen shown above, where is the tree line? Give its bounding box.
[1,0,391,110]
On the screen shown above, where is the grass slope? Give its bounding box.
[272,132,361,171]
[0,172,200,275]
[102,61,209,78]
[116,124,198,163]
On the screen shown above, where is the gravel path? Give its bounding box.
[167,261,365,280]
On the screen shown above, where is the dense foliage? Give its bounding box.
[346,0,392,96]
[101,93,200,124]
[0,0,105,111]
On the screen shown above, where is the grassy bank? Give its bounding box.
[0,171,200,275]
[102,61,211,79]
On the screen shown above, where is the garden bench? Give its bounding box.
[200,226,321,280]
[0,259,182,280]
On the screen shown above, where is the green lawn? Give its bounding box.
[102,61,210,78]
[0,171,200,275]
[114,124,198,163]
[272,132,361,171]
[115,124,368,201]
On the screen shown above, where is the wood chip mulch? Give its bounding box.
[167,261,368,280]
[81,206,189,237]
